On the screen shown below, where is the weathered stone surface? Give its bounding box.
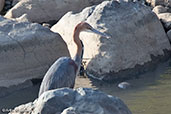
[51,0,171,81]
[167,29,171,42]
[146,0,167,7]
[146,0,171,7]
[10,88,132,114]
[42,23,51,28]
[15,14,29,22]
[5,0,103,23]
[0,0,5,12]
[118,82,131,89]
[0,16,69,88]
[158,13,171,30]
[152,5,167,14]
[168,0,171,7]
[12,0,21,6]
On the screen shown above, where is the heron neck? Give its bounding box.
[73,30,82,57]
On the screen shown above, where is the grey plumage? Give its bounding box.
[38,56,81,97]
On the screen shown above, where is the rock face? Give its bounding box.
[0,0,5,12]
[168,0,171,7]
[146,0,168,7]
[158,13,171,30]
[4,0,103,23]
[51,0,171,81]
[12,0,21,6]
[0,16,69,89]
[167,29,171,42]
[10,88,132,114]
[152,5,167,14]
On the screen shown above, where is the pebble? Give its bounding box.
[118,82,130,89]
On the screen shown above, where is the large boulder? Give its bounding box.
[10,88,132,114]
[4,0,103,23]
[51,0,171,81]
[0,16,69,89]
[0,0,5,13]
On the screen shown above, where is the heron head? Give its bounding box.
[75,22,111,38]
[75,22,92,32]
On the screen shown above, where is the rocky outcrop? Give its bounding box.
[0,0,5,13]
[152,5,167,14]
[51,0,171,81]
[0,16,69,90]
[146,0,169,7]
[158,13,171,30]
[4,0,103,23]
[149,0,171,35]
[12,0,21,6]
[10,88,132,114]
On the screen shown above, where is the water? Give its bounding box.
[96,60,171,114]
[0,60,171,114]
[0,84,40,114]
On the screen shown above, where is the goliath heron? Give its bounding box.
[38,22,110,97]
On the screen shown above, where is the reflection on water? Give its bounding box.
[0,60,171,114]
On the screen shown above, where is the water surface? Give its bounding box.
[0,60,171,114]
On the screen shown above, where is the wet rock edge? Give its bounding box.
[87,49,171,83]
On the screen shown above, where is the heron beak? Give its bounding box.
[89,28,111,38]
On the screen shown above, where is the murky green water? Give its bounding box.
[0,84,40,114]
[0,60,171,114]
[98,60,171,114]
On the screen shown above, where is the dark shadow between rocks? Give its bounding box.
[0,0,13,15]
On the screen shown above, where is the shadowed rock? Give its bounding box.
[167,29,171,42]
[0,0,5,13]
[146,0,169,7]
[152,5,167,14]
[158,13,171,30]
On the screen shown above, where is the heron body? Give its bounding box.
[38,22,85,97]
[38,56,80,96]
[38,22,109,97]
